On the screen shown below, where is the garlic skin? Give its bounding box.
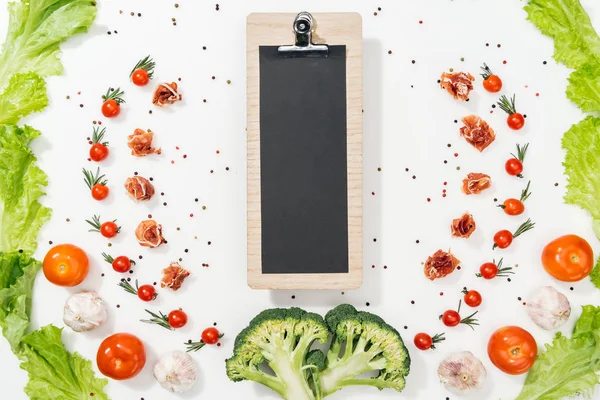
[63,291,107,332]
[154,351,198,393]
[438,351,486,396]
[526,286,571,330]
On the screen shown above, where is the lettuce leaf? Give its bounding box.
[561,116,600,240]
[20,325,109,400]
[0,252,41,354]
[516,306,600,400]
[0,124,52,253]
[591,257,600,290]
[566,63,600,112]
[0,72,48,124]
[524,0,600,69]
[0,0,97,91]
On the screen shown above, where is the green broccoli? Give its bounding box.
[226,305,411,400]
[226,307,330,400]
[319,304,411,396]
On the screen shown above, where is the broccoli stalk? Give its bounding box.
[226,308,329,400]
[318,304,411,396]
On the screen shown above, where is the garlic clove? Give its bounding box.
[438,351,486,395]
[526,286,571,330]
[63,291,107,332]
[153,350,198,393]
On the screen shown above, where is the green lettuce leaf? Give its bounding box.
[573,305,600,336]
[0,72,48,124]
[0,0,97,91]
[524,0,600,69]
[566,63,600,112]
[20,325,109,400]
[0,251,41,354]
[561,116,600,240]
[0,124,52,253]
[591,257,600,290]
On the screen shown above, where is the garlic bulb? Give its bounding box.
[154,351,198,393]
[438,351,486,395]
[63,291,107,332]
[526,286,571,330]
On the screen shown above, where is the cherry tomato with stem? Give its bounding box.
[43,244,90,287]
[488,326,537,375]
[493,219,535,249]
[462,288,482,307]
[86,215,121,239]
[440,300,479,330]
[505,143,529,178]
[498,181,531,216]
[477,258,514,280]
[89,126,109,162]
[414,332,446,351]
[480,63,502,93]
[185,327,225,352]
[101,87,125,118]
[498,94,525,130]
[130,56,155,87]
[118,279,158,302]
[542,234,594,282]
[102,253,135,273]
[83,167,109,201]
[168,310,188,328]
[97,333,146,380]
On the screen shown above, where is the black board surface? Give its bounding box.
[259,45,348,274]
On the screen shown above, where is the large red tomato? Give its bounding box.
[542,234,593,282]
[97,333,146,380]
[488,326,537,375]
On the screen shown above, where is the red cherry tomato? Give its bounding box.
[507,113,525,130]
[201,327,221,345]
[90,143,109,162]
[494,230,513,249]
[505,159,524,176]
[483,75,502,93]
[463,289,482,307]
[441,310,460,327]
[168,310,188,328]
[91,184,109,201]
[479,262,499,279]
[501,198,525,216]
[131,69,149,86]
[137,284,156,302]
[112,256,131,273]
[101,99,120,118]
[100,221,119,238]
[414,333,433,350]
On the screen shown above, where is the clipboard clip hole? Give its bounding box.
[278,11,329,57]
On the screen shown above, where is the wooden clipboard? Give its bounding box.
[247,12,363,290]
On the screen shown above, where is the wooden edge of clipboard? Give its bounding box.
[247,12,363,290]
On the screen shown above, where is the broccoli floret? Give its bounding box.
[318,304,411,396]
[226,307,329,400]
[303,350,326,400]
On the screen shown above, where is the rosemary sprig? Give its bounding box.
[429,333,445,350]
[102,87,125,104]
[185,333,225,352]
[460,310,479,330]
[141,309,172,330]
[118,279,155,299]
[85,214,103,232]
[82,167,106,189]
[520,181,532,203]
[130,55,155,79]
[92,126,108,146]
[513,218,535,239]
[510,143,529,164]
[480,63,494,80]
[497,94,517,115]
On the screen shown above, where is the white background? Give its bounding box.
[2,0,600,399]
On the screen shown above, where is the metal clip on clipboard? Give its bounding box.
[278,12,329,57]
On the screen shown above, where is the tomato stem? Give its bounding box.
[520,180,532,202]
[102,87,126,104]
[497,94,518,115]
[141,309,172,330]
[92,126,108,146]
[130,55,155,79]
[480,63,495,80]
